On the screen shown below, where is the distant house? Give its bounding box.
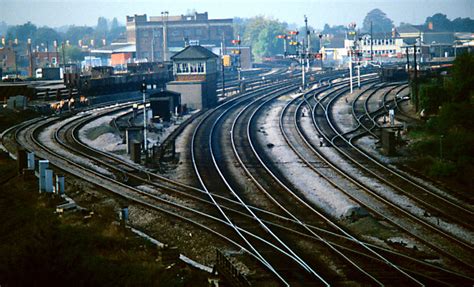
[345,33,405,59]
[0,45,16,72]
[321,37,348,63]
[397,24,458,59]
[397,24,455,46]
[91,43,136,68]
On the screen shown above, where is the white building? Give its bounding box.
[344,34,405,60]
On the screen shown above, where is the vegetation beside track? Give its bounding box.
[0,108,208,286]
[0,152,208,286]
[0,108,41,132]
[404,53,473,195]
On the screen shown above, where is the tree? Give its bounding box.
[240,16,288,61]
[452,17,474,32]
[362,9,393,33]
[65,26,94,45]
[425,13,452,31]
[6,22,37,42]
[96,17,108,36]
[322,24,347,35]
[0,21,8,37]
[64,45,84,63]
[34,27,61,46]
[110,17,119,32]
[108,17,125,42]
[446,52,474,103]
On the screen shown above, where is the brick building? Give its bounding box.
[0,46,16,72]
[126,12,233,62]
[33,51,60,68]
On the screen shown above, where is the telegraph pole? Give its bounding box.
[27,38,33,78]
[349,53,353,94]
[141,81,148,154]
[413,44,419,112]
[405,46,410,71]
[62,42,66,68]
[357,37,361,89]
[237,34,241,81]
[304,15,310,71]
[161,11,169,61]
[370,21,373,61]
[318,34,323,70]
[54,40,58,67]
[221,36,225,97]
[301,39,306,90]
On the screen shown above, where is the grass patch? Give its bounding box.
[404,102,473,194]
[0,153,208,286]
[0,108,40,132]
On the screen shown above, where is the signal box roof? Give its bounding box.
[150,89,181,98]
[171,45,218,61]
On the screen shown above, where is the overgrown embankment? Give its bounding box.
[405,53,473,195]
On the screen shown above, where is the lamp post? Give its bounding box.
[27,38,33,78]
[370,21,373,61]
[357,37,362,89]
[237,34,241,81]
[141,80,148,154]
[348,22,357,94]
[276,34,287,57]
[220,35,225,97]
[318,34,323,69]
[161,11,169,61]
[304,15,310,72]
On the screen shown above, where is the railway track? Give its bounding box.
[8,76,338,285]
[189,71,471,285]
[246,76,473,285]
[291,80,473,271]
[6,70,472,285]
[283,80,474,280]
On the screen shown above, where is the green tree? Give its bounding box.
[452,17,474,32]
[108,17,125,43]
[65,26,94,45]
[0,21,8,37]
[241,16,288,61]
[322,24,347,35]
[425,13,453,31]
[446,52,474,102]
[418,81,448,114]
[362,9,393,33]
[96,17,108,37]
[64,45,84,63]
[6,21,37,42]
[34,27,61,46]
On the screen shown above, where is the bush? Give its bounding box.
[418,81,448,114]
[428,159,457,177]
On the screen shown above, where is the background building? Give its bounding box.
[126,12,233,62]
[0,45,16,73]
[345,33,405,59]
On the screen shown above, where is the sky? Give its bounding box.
[0,0,473,29]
